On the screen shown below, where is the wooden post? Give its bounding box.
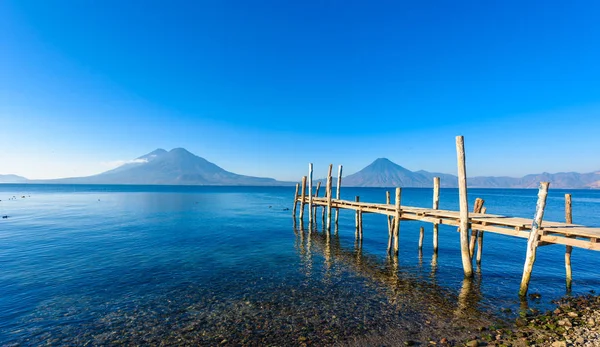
[313,181,321,219]
[418,226,424,250]
[308,163,313,224]
[358,207,363,239]
[433,177,440,253]
[393,187,401,255]
[519,182,550,297]
[355,196,360,238]
[476,206,487,265]
[386,192,393,253]
[469,198,485,257]
[326,164,333,231]
[335,165,342,226]
[565,193,573,291]
[386,191,392,235]
[292,183,299,219]
[456,136,473,278]
[299,176,307,221]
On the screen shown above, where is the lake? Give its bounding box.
[1,184,599,345]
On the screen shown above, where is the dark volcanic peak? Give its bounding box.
[41,147,286,186]
[137,148,168,161]
[364,158,411,172]
[169,147,193,154]
[342,158,430,187]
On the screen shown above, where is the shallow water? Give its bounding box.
[1,185,599,345]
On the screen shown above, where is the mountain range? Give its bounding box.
[1,150,598,188]
[341,158,600,189]
[5,148,285,186]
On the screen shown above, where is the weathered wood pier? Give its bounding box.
[292,136,600,297]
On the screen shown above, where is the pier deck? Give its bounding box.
[300,196,600,250]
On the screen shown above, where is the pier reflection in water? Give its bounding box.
[293,224,500,343]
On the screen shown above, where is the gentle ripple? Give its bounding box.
[1,185,599,345]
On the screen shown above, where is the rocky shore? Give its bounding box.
[476,294,600,347]
[344,294,600,346]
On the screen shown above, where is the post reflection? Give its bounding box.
[293,224,486,322]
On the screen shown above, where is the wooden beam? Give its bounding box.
[519,182,550,297]
[565,193,573,291]
[299,176,307,221]
[419,226,424,250]
[433,177,440,253]
[456,135,473,278]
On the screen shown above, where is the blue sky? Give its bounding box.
[1,0,599,180]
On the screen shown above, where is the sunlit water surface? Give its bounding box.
[1,185,599,345]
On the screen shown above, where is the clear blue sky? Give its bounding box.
[1,0,599,180]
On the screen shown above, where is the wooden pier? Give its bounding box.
[292,136,600,297]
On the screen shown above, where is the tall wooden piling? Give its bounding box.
[355,196,360,238]
[292,183,299,219]
[308,163,313,224]
[386,191,393,253]
[394,187,402,255]
[326,164,333,231]
[386,191,393,236]
[456,135,473,278]
[476,206,487,265]
[358,207,363,239]
[419,226,424,250]
[322,185,326,225]
[469,198,485,258]
[519,182,550,297]
[335,165,342,226]
[433,177,440,253]
[565,193,573,291]
[299,176,307,221]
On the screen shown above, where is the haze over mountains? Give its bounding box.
[1,150,598,188]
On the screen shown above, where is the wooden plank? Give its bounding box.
[519,182,550,297]
[540,235,600,251]
[540,226,600,239]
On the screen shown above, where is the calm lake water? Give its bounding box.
[1,184,599,345]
